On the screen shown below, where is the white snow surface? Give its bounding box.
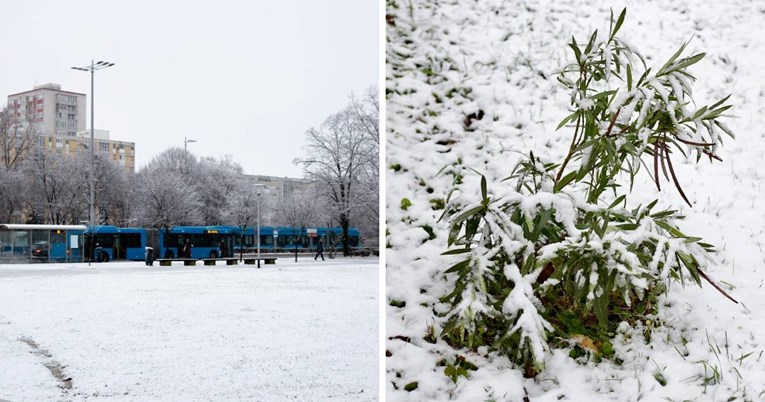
[0,257,378,401]
[387,0,765,401]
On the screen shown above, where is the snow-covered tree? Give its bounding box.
[94,154,134,226]
[350,86,380,233]
[0,164,27,222]
[132,150,203,231]
[221,178,260,260]
[0,105,39,169]
[194,156,242,225]
[275,187,321,261]
[296,87,378,256]
[24,150,88,224]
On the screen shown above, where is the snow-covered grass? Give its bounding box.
[386,0,765,400]
[0,257,378,401]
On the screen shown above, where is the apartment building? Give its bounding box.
[6,83,135,171]
[6,83,85,137]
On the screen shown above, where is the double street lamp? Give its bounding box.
[184,137,197,172]
[71,60,115,226]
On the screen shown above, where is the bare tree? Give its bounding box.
[24,150,88,224]
[349,85,380,232]
[296,86,378,255]
[296,106,375,256]
[221,179,259,261]
[0,164,27,222]
[0,105,39,169]
[275,187,320,262]
[94,154,133,226]
[350,85,379,146]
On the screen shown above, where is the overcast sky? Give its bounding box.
[1,0,378,178]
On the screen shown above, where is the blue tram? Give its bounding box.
[81,225,362,261]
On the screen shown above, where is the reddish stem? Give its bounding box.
[653,141,661,191]
[697,267,739,304]
[663,144,692,207]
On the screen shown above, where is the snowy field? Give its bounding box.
[0,257,378,401]
[387,0,765,401]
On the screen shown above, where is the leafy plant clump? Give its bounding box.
[438,9,736,378]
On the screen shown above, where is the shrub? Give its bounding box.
[438,9,736,377]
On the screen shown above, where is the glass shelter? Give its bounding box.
[0,224,87,264]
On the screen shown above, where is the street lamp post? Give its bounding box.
[254,184,265,267]
[71,60,115,226]
[184,137,197,172]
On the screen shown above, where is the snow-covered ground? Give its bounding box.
[387,0,765,400]
[0,257,378,401]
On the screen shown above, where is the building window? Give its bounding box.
[100,143,109,151]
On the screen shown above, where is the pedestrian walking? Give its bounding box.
[182,238,192,258]
[314,238,325,261]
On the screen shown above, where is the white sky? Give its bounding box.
[0,0,378,178]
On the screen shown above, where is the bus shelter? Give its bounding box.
[0,224,87,264]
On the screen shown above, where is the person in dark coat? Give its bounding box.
[218,239,227,258]
[314,238,325,261]
[181,238,192,258]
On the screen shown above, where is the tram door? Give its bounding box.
[113,235,121,260]
[223,235,234,258]
[49,230,67,262]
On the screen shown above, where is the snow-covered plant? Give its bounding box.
[439,9,736,378]
[555,8,733,205]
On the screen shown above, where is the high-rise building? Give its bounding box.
[6,83,85,137]
[5,83,135,171]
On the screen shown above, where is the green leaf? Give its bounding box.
[530,209,553,242]
[591,89,617,101]
[650,210,677,219]
[615,223,639,231]
[569,42,582,64]
[481,175,488,201]
[608,194,626,209]
[400,198,412,211]
[655,220,686,238]
[572,137,599,154]
[584,29,599,55]
[690,105,708,120]
[702,104,732,120]
[636,67,652,87]
[626,63,633,91]
[658,41,690,75]
[451,205,484,225]
[708,94,732,110]
[611,8,626,41]
[664,52,706,76]
[556,111,579,131]
[441,248,472,256]
[554,170,578,193]
[445,259,470,274]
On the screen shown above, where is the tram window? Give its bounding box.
[122,234,141,248]
[94,234,113,247]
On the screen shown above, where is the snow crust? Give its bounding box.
[386,0,765,400]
